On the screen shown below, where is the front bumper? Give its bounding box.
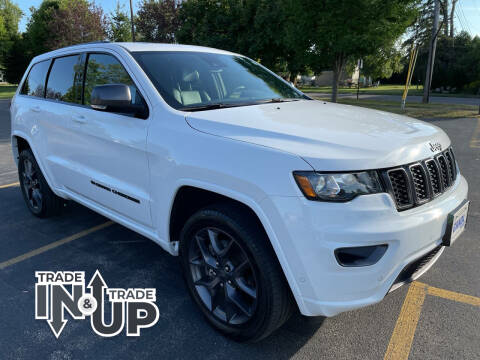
[261,175,468,317]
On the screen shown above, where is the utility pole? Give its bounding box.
[356,59,363,100]
[423,0,440,104]
[450,0,458,38]
[129,0,135,42]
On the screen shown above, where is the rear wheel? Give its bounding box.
[179,203,293,342]
[18,149,63,218]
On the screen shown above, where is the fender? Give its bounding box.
[11,130,68,200]
[168,178,307,313]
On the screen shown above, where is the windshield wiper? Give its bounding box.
[257,98,301,104]
[180,98,302,112]
[179,103,241,112]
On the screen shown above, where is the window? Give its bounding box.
[46,55,83,104]
[132,51,305,110]
[20,60,50,97]
[84,53,143,107]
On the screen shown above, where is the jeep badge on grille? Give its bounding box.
[429,142,442,152]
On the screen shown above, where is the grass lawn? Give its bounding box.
[321,97,479,119]
[0,84,17,99]
[299,84,477,98]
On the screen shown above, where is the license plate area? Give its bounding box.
[442,199,469,246]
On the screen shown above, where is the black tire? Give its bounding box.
[179,203,293,342]
[18,149,63,218]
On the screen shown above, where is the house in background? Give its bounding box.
[0,68,5,83]
[297,65,360,87]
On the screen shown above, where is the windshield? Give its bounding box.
[132,51,307,111]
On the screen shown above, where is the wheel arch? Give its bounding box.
[168,184,305,313]
[11,132,65,199]
[11,133,32,165]
[169,185,266,244]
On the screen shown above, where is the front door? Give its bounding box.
[63,52,152,227]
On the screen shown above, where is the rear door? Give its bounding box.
[65,52,152,227]
[14,60,53,178]
[39,54,85,190]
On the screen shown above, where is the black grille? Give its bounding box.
[425,159,441,195]
[391,246,442,289]
[410,164,429,201]
[383,147,457,211]
[387,169,411,208]
[444,150,456,184]
[437,154,450,188]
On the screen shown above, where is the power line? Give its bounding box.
[458,1,473,35]
[455,13,465,33]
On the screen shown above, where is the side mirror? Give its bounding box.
[90,84,148,118]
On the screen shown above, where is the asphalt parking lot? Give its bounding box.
[0,98,479,359]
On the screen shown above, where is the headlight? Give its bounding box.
[293,171,383,201]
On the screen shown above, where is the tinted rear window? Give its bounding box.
[46,55,83,103]
[20,60,50,97]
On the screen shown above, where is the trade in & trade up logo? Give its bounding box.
[35,270,159,338]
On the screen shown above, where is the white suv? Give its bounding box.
[11,42,469,341]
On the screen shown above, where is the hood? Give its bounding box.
[185,100,450,171]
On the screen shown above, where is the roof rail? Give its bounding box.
[82,40,111,45]
[60,40,111,50]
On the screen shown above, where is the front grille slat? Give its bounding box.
[383,147,457,211]
[445,149,456,183]
[387,169,412,208]
[425,159,442,195]
[410,164,429,202]
[437,154,450,188]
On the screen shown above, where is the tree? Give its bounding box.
[136,0,179,42]
[24,0,106,55]
[108,2,131,42]
[0,14,6,42]
[0,0,22,67]
[412,31,480,93]
[177,0,250,52]
[3,34,29,83]
[404,1,454,47]
[24,0,62,56]
[3,0,107,84]
[363,44,405,80]
[291,0,418,102]
[0,0,22,36]
[176,0,309,82]
[45,0,107,50]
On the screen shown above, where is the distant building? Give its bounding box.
[297,66,361,87]
[0,69,5,83]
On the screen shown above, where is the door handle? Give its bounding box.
[72,115,87,124]
[31,106,41,113]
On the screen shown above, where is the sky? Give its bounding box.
[13,0,480,38]
[15,0,138,32]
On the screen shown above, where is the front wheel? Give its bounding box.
[179,204,293,342]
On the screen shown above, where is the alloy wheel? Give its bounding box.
[188,227,258,325]
[21,158,42,212]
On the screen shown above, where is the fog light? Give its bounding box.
[334,245,388,267]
